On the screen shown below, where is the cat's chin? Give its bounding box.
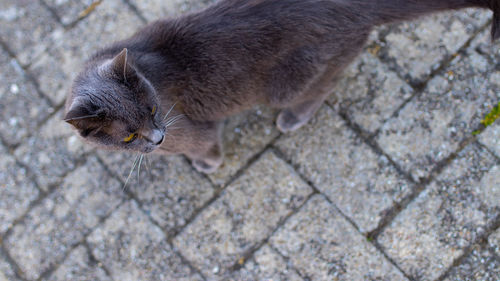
[141,145,159,154]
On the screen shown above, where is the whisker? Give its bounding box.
[144,155,152,177]
[163,102,178,121]
[137,154,144,181]
[165,114,184,127]
[123,153,140,190]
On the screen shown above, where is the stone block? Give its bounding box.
[98,151,214,235]
[5,157,123,280]
[329,52,413,134]
[276,106,413,233]
[208,106,279,186]
[377,48,499,181]
[14,111,93,190]
[0,48,53,147]
[174,151,312,278]
[231,245,303,281]
[380,9,490,84]
[29,0,144,105]
[270,195,408,280]
[378,144,499,280]
[87,200,202,281]
[0,153,39,235]
[0,0,59,65]
[47,245,111,281]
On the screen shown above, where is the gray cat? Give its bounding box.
[65,0,499,173]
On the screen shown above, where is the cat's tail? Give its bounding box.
[352,0,500,40]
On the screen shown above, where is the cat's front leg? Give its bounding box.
[191,143,223,174]
[187,121,224,174]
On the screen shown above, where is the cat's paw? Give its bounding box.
[276,109,309,133]
[192,158,222,174]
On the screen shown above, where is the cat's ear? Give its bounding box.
[109,48,138,84]
[64,98,104,136]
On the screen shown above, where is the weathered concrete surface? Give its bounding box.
[0,1,498,280]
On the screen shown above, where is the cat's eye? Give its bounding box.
[124,133,138,143]
[151,106,157,115]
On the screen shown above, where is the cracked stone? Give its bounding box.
[378,144,499,280]
[174,151,312,278]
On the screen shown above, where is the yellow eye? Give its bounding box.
[124,133,137,143]
[151,106,157,115]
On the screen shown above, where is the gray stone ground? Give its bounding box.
[0,0,499,280]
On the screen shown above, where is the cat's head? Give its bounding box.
[65,48,166,154]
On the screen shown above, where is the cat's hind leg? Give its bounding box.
[276,72,339,133]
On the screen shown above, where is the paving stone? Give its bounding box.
[0,253,19,281]
[14,111,93,190]
[380,9,490,84]
[276,106,413,233]
[0,48,53,147]
[377,46,500,181]
[47,245,111,281]
[269,195,407,280]
[471,26,500,62]
[489,228,500,256]
[0,0,60,66]
[479,122,500,158]
[0,152,39,235]
[208,106,279,186]
[230,245,303,281]
[29,0,143,105]
[174,151,312,278]
[443,243,500,281]
[5,157,124,280]
[87,200,202,281]
[43,0,98,26]
[378,144,499,280]
[329,52,413,134]
[98,151,214,235]
[128,0,218,22]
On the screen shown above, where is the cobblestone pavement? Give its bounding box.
[0,1,499,280]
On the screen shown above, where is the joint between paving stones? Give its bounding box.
[372,19,493,135]
[122,0,149,24]
[270,145,413,280]
[0,243,29,281]
[36,197,127,281]
[228,188,318,273]
[436,214,500,281]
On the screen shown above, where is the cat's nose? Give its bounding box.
[155,134,164,145]
[144,129,164,145]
